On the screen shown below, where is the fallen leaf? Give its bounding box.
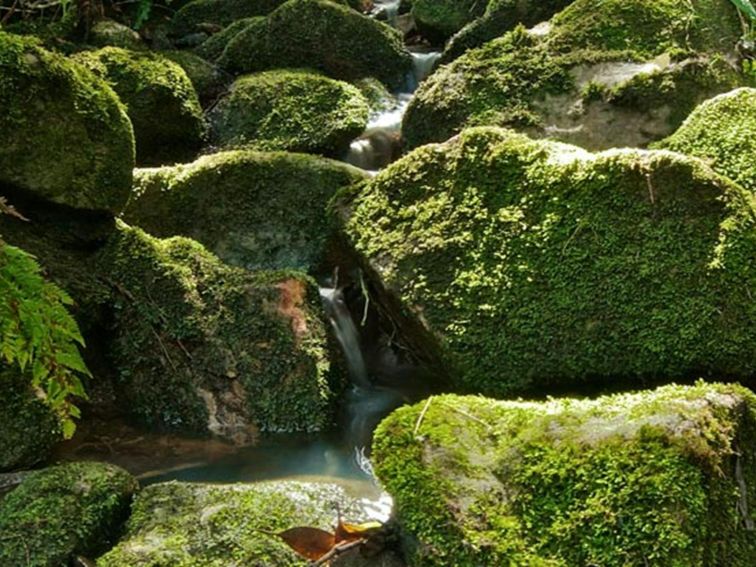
[334,520,383,544]
[275,526,336,561]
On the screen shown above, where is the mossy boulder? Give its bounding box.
[334,127,756,394]
[74,47,206,165]
[444,0,573,60]
[403,0,750,150]
[0,32,134,213]
[0,462,138,566]
[170,0,286,37]
[411,0,488,41]
[125,150,367,272]
[373,382,756,566]
[161,49,229,104]
[654,88,756,193]
[0,369,61,472]
[99,222,340,439]
[219,0,412,89]
[209,69,369,155]
[89,19,146,50]
[193,16,262,61]
[99,480,382,565]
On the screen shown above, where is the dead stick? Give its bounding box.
[309,539,365,567]
[413,396,433,437]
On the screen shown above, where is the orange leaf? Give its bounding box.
[275,526,336,561]
[334,520,383,544]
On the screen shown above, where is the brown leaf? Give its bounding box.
[334,520,383,544]
[275,526,336,561]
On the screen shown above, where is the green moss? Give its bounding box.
[170,0,286,37]
[98,222,341,436]
[354,76,397,114]
[89,19,146,51]
[411,0,488,40]
[0,32,134,213]
[219,0,412,89]
[654,88,756,193]
[0,369,61,472]
[404,0,750,149]
[0,461,138,566]
[99,480,378,565]
[125,150,366,272]
[373,383,756,566]
[335,127,756,394]
[210,69,368,155]
[194,16,263,61]
[161,49,229,104]
[74,47,206,165]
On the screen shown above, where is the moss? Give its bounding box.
[125,150,366,272]
[89,19,146,51]
[219,0,413,89]
[403,0,750,149]
[335,127,756,394]
[0,32,134,213]
[443,0,573,61]
[373,382,756,566]
[0,461,138,566]
[194,16,263,61]
[354,76,397,114]
[98,222,341,437]
[161,49,229,104]
[411,0,488,41]
[209,69,369,155]
[74,47,206,165]
[654,88,756,193]
[170,0,286,37]
[99,480,378,565]
[0,369,61,472]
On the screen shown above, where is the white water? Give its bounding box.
[319,286,370,387]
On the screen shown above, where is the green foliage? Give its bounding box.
[0,240,89,437]
[373,383,756,566]
[209,69,369,156]
[0,462,138,566]
[98,481,374,565]
[336,128,756,394]
[125,150,367,272]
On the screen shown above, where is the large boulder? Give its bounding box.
[99,222,341,440]
[210,69,369,155]
[654,88,756,193]
[74,47,206,165]
[89,19,146,51]
[410,0,488,41]
[161,50,229,105]
[98,480,388,565]
[0,32,134,213]
[0,369,61,472]
[193,16,262,61]
[170,0,286,37]
[124,150,367,272]
[373,382,756,565]
[444,0,574,60]
[0,462,137,566]
[403,0,750,150]
[219,0,412,89]
[334,128,756,395]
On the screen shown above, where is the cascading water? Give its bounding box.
[319,286,370,387]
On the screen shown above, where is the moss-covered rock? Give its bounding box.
[170,0,286,37]
[209,69,369,155]
[161,49,229,104]
[0,369,61,472]
[0,461,137,566]
[335,127,756,394]
[219,0,412,89]
[89,19,146,50]
[74,47,206,165]
[99,222,340,439]
[444,0,573,60]
[0,32,134,213]
[373,382,756,566]
[654,88,756,193]
[193,16,262,61]
[403,0,750,150]
[125,150,366,272]
[411,0,487,41]
[98,480,381,565]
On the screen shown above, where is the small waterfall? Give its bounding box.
[371,0,401,27]
[344,94,410,172]
[407,49,442,92]
[319,287,370,388]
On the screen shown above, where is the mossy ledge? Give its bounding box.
[373,382,756,566]
[334,127,756,395]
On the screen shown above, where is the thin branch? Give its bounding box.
[309,539,366,567]
[413,396,433,437]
